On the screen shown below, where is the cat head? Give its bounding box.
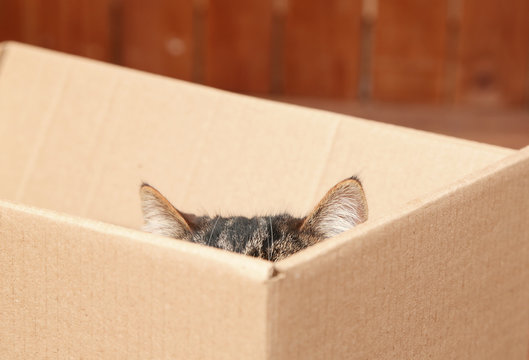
[140,177,368,261]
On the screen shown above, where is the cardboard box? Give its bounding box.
[1,42,528,359]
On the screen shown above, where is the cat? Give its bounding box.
[140,176,368,261]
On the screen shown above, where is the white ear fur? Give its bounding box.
[140,184,191,239]
[302,177,368,238]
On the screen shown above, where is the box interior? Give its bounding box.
[0,42,514,232]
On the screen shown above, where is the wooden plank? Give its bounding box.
[0,0,24,42]
[204,0,273,93]
[456,0,529,106]
[283,0,362,98]
[12,0,112,62]
[373,0,448,103]
[120,0,193,80]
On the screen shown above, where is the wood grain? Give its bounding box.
[2,0,528,106]
[373,0,448,103]
[283,0,362,98]
[120,0,193,80]
[204,0,273,93]
[0,0,24,42]
[456,0,529,106]
[6,0,112,61]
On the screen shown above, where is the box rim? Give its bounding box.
[0,41,524,281]
[0,42,517,159]
[0,198,276,282]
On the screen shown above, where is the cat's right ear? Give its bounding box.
[300,176,368,239]
[140,184,194,239]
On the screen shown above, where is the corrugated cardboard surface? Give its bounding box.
[272,147,529,359]
[1,42,528,359]
[0,200,273,359]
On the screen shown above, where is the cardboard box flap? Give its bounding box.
[270,146,529,359]
[0,198,275,281]
[0,42,514,231]
[0,199,272,359]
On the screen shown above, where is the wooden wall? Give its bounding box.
[1,0,528,106]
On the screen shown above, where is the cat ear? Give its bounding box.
[140,184,194,239]
[301,177,368,239]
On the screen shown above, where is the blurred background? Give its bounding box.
[1,0,528,148]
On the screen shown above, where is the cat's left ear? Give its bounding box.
[300,176,368,239]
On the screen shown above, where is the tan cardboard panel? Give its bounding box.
[0,42,514,232]
[272,147,529,359]
[304,118,515,221]
[1,42,528,359]
[0,200,272,359]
